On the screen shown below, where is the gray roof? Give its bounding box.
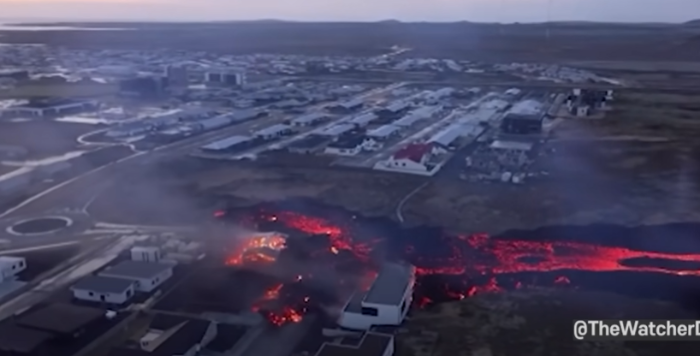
[72,275,135,294]
[253,123,291,137]
[428,124,465,147]
[490,140,533,151]
[316,123,354,137]
[392,114,423,127]
[291,112,326,125]
[367,125,400,138]
[363,263,413,306]
[201,135,252,150]
[99,261,172,280]
[349,113,378,125]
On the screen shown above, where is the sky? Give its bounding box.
[0,0,697,23]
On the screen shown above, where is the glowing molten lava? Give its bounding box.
[221,208,700,325]
[225,233,287,266]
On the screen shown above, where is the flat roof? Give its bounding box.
[201,135,252,151]
[253,123,291,137]
[72,275,135,294]
[490,140,534,151]
[363,263,413,306]
[314,332,393,356]
[367,124,400,138]
[342,291,366,314]
[99,261,172,280]
[0,323,54,353]
[16,303,105,335]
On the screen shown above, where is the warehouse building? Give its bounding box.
[99,261,173,293]
[2,99,97,118]
[366,125,401,141]
[253,124,293,140]
[287,135,330,154]
[313,332,395,356]
[349,113,379,127]
[500,113,544,134]
[201,135,253,152]
[315,123,356,137]
[205,70,246,86]
[427,125,464,150]
[338,263,415,330]
[291,112,328,127]
[71,276,136,305]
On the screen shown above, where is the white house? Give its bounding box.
[71,275,136,305]
[314,332,395,356]
[131,246,162,263]
[374,143,439,175]
[99,261,173,293]
[0,256,26,282]
[338,263,415,330]
[325,137,378,156]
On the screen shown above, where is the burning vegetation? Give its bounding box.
[215,208,700,327]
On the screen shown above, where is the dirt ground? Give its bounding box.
[0,120,101,160]
[399,289,697,356]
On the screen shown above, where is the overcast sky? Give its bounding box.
[1,0,697,23]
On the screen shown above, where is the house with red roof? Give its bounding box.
[374,143,441,175]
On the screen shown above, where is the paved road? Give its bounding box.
[0,235,143,319]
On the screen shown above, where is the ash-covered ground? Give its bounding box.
[158,201,700,336]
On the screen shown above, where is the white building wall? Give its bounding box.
[0,256,26,280]
[72,285,134,304]
[325,146,361,156]
[131,247,162,263]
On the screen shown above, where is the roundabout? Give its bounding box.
[6,216,74,236]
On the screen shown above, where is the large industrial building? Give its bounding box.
[1,99,97,118]
[338,263,415,331]
[500,100,545,135]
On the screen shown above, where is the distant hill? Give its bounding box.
[684,19,700,26]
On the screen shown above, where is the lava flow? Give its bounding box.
[219,209,700,326]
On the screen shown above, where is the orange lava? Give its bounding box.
[225,233,287,266]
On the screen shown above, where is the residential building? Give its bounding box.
[0,256,26,282]
[500,113,543,135]
[349,113,379,127]
[287,135,330,154]
[315,123,355,137]
[328,98,363,113]
[314,332,395,356]
[99,261,173,293]
[375,143,439,175]
[71,276,136,305]
[338,263,415,330]
[324,137,377,156]
[165,65,188,87]
[131,246,162,263]
[366,125,401,141]
[201,135,253,152]
[108,316,213,356]
[291,113,327,127]
[253,124,293,140]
